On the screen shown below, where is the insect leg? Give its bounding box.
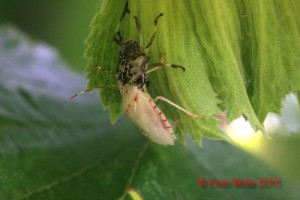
[114,1,130,46]
[147,63,185,74]
[70,85,118,99]
[134,16,143,46]
[154,96,204,119]
[145,13,163,52]
[147,54,185,74]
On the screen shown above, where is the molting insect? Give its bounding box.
[71,2,204,145]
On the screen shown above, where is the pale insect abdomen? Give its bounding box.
[119,83,176,145]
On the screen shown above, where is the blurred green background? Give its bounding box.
[1,0,300,199]
[0,0,101,71]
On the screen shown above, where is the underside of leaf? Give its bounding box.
[85,0,300,143]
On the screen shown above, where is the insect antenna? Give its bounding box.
[114,1,130,46]
[134,16,143,46]
[145,13,163,52]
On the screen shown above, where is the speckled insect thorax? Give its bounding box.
[113,2,155,90]
[117,40,149,89]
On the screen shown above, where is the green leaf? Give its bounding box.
[85,0,300,143]
[1,25,300,200]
